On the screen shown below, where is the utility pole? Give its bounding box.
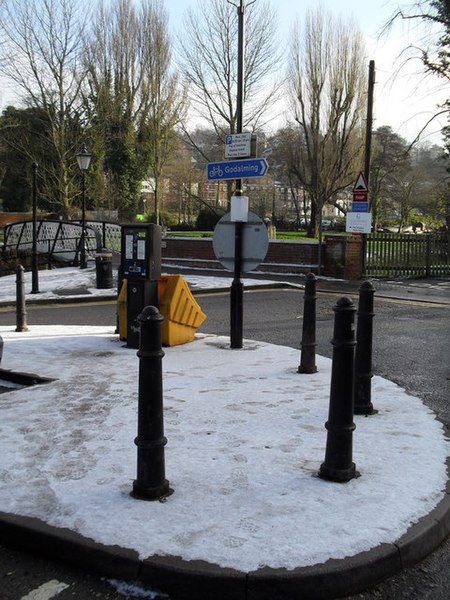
[364,60,375,187]
[362,60,375,274]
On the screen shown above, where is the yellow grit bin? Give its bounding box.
[117,275,206,346]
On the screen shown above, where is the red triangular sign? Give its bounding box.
[353,172,368,191]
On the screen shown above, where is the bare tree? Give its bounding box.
[384,1,449,82]
[177,0,281,149]
[0,0,88,216]
[287,8,367,237]
[382,1,450,146]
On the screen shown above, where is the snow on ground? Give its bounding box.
[0,265,281,305]
[0,324,447,572]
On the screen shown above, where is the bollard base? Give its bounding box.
[318,462,359,483]
[298,365,318,374]
[131,479,173,502]
[354,403,378,416]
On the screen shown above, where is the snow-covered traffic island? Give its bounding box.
[0,324,448,599]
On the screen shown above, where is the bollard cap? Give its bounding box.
[138,305,163,323]
[333,296,356,312]
[359,280,376,293]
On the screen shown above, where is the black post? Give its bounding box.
[354,280,376,415]
[364,61,375,186]
[319,297,358,483]
[80,171,87,269]
[131,305,172,501]
[15,265,28,332]
[298,272,318,374]
[230,0,245,349]
[425,234,431,278]
[115,265,124,335]
[31,162,40,294]
[363,60,375,274]
[230,221,244,348]
[317,195,324,276]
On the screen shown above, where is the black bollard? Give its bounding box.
[115,265,124,335]
[298,272,318,374]
[319,297,358,483]
[131,305,172,501]
[354,280,376,415]
[15,265,28,332]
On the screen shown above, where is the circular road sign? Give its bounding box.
[213,211,269,272]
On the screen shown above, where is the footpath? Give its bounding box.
[0,267,449,600]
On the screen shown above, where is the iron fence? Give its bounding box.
[364,232,449,278]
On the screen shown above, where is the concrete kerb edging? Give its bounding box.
[2,280,450,309]
[0,282,293,309]
[0,466,449,600]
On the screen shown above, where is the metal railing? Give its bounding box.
[2,219,109,265]
[364,232,449,278]
[83,221,122,252]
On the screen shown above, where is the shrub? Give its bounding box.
[196,208,225,231]
[143,211,178,227]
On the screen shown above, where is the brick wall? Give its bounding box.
[344,235,363,280]
[162,235,363,279]
[162,237,321,275]
[324,235,363,280]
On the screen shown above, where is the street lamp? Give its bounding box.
[31,162,40,293]
[76,144,92,269]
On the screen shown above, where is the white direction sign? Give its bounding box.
[346,212,372,234]
[224,133,252,158]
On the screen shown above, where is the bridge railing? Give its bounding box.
[2,220,111,265]
[82,221,122,252]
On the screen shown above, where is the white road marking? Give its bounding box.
[20,579,70,600]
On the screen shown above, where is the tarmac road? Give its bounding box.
[0,286,449,599]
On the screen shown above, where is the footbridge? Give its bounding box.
[2,220,122,266]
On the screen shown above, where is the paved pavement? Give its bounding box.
[0,272,449,600]
[314,277,450,305]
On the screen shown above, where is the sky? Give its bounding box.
[165,0,448,145]
[0,1,447,147]
[0,267,448,588]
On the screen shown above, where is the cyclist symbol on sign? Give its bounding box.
[208,165,224,178]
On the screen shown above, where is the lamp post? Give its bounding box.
[76,144,92,269]
[31,162,39,293]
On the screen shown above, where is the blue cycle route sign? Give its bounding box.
[207,158,269,181]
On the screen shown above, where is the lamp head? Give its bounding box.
[76,144,92,172]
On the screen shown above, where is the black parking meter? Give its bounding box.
[121,224,162,348]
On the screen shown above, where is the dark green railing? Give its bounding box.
[364,232,449,278]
